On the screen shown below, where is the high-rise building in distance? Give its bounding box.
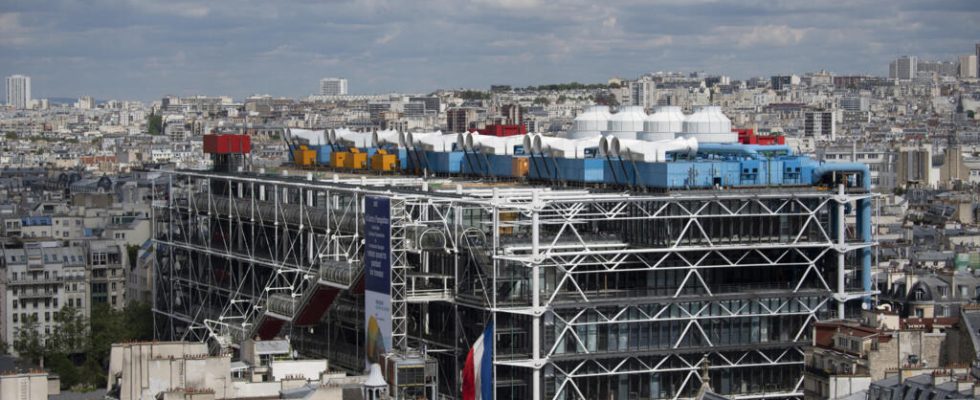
[5,74,31,109]
[319,77,348,96]
[975,43,980,77]
[804,110,836,140]
[888,56,917,81]
[960,55,978,79]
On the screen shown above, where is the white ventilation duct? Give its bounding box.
[607,137,699,162]
[603,105,647,140]
[463,132,525,155]
[679,105,735,143]
[336,130,372,148]
[372,129,402,148]
[523,133,538,154]
[533,135,602,159]
[641,106,685,142]
[288,128,329,146]
[329,128,358,145]
[408,131,456,152]
[567,105,612,139]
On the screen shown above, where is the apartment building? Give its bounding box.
[0,241,88,352]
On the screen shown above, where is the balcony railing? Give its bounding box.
[6,276,63,285]
[16,290,59,299]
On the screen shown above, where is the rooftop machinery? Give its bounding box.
[155,107,877,400]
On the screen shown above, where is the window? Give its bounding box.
[12,314,17,323]
[939,286,949,298]
[45,312,50,322]
[960,285,969,298]
[915,308,924,318]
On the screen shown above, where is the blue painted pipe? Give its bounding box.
[812,162,873,304]
[697,143,794,159]
[697,143,760,159]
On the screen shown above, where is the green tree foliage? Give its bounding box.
[13,314,45,367]
[457,90,490,100]
[147,113,163,135]
[126,244,140,269]
[532,97,551,106]
[11,302,154,389]
[47,307,88,354]
[593,92,620,107]
[522,82,610,91]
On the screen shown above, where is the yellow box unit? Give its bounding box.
[330,151,350,169]
[344,148,368,170]
[292,145,317,167]
[370,150,399,172]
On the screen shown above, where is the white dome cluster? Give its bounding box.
[566,104,736,143]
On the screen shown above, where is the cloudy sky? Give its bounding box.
[1,0,978,101]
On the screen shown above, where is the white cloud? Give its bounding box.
[0,13,35,46]
[127,0,210,18]
[471,0,543,10]
[375,28,401,45]
[713,25,810,48]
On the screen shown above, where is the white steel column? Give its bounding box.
[531,190,542,400]
[837,183,846,319]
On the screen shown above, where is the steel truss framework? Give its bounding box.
[153,170,875,400]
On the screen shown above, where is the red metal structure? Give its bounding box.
[204,134,252,154]
[735,128,785,145]
[469,124,527,137]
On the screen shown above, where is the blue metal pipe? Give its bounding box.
[696,143,760,159]
[812,162,872,190]
[812,162,873,304]
[742,144,793,156]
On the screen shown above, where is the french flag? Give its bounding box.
[462,322,493,400]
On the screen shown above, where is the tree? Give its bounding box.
[82,302,154,386]
[47,306,88,354]
[533,97,550,106]
[147,113,163,135]
[13,314,44,367]
[123,302,154,341]
[126,244,140,270]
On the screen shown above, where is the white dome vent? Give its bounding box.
[679,105,735,143]
[603,105,647,140]
[640,106,684,141]
[566,105,611,139]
